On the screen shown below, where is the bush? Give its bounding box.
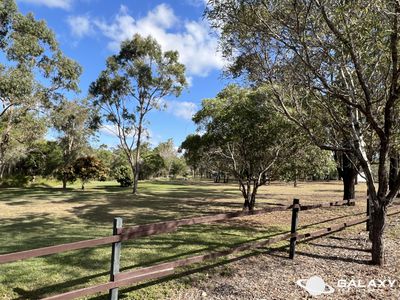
[113,166,133,187]
[0,174,31,187]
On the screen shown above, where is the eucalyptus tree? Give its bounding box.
[0,0,81,177]
[279,133,336,187]
[0,112,47,178]
[194,85,290,210]
[52,100,95,189]
[154,139,176,177]
[180,134,205,178]
[90,34,186,194]
[207,0,400,265]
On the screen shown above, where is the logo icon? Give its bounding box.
[296,275,335,296]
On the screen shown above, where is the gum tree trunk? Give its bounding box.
[133,120,143,195]
[370,203,387,266]
[62,175,67,190]
[389,156,399,192]
[242,181,258,211]
[341,154,357,200]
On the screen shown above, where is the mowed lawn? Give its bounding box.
[0,179,368,299]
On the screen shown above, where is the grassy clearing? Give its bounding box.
[0,179,368,299]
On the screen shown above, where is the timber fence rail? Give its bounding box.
[0,199,354,265]
[3,198,399,300]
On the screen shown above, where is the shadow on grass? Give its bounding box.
[4,214,373,300]
[13,232,288,300]
[0,181,370,299]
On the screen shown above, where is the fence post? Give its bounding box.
[109,217,123,300]
[289,198,300,259]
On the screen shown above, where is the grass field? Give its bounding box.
[0,179,369,299]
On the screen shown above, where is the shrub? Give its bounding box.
[113,166,133,187]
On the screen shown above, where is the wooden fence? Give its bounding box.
[1,198,399,300]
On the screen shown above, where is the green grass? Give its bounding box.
[0,179,367,299]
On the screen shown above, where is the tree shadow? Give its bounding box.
[294,251,370,265]
[10,226,288,299]
[307,242,371,253]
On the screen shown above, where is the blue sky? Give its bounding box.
[16,0,229,148]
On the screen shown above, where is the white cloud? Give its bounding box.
[186,76,194,87]
[67,15,92,38]
[18,0,73,9]
[186,0,208,7]
[99,124,118,136]
[93,4,224,77]
[166,100,198,121]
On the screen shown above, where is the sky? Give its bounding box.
[16,0,229,148]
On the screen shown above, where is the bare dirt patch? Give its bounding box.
[170,211,400,300]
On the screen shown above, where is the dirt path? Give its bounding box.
[170,212,400,300]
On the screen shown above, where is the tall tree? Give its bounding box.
[52,100,95,189]
[90,34,186,194]
[0,0,81,174]
[154,139,176,177]
[207,0,400,265]
[180,134,205,178]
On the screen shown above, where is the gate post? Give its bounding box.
[289,198,300,259]
[109,217,123,300]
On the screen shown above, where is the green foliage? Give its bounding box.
[14,141,63,177]
[194,85,290,182]
[0,173,30,187]
[0,111,47,179]
[278,137,337,183]
[51,100,95,188]
[94,145,113,179]
[0,0,81,184]
[180,134,204,175]
[140,152,165,180]
[170,158,187,178]
[73,156,105,189]
[154,139,176,176]
[54,164,76,185]
[113,165,133,187]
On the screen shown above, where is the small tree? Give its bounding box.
[140,152,165,179]
[73,156,105,190]
[113,165,133,187]
[90,34,186,194]
[170,158,187,179]
[154,139,176,177]
[194,85,290,210]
